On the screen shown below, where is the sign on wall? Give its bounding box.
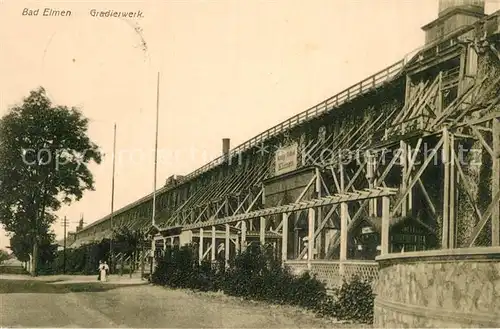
[275,143,298,176]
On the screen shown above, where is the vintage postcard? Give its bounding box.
[0,0,499,327]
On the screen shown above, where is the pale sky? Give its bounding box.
[1,0,499,248]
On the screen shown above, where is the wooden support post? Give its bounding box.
[260,217,266,246]
[170,237,174,246]
[140,241,145,280]
[442,128,450,249]
[235,235,240,253]
[367,152,375,216]
[408,144,413,211]
[449,133,456,248]
[211,226,216,261]
[225,224,230,267]
[401,140,408,217]
[458,48,466,97]
[339,162,347,275]
[262,184,266,205]
[339,163,345,193]
[315,167,324,258]
[163,238,167,251]
[372,158,378,215]
[282,213,288,264]
[405,74,412,102]
[381,196,390,255]
[151,237,156,271]
[241,220,247,252]
[307,208,315,269]
[438,71,443,113]
[199,228,204,264]
[492,118,500,246]
[340,201,348,274]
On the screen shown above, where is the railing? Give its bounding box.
[285,260,379,289]
[180,60,405,183]
[72,59,406,237]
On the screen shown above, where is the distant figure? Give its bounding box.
[97,260,103,281]
[100,261,109,282]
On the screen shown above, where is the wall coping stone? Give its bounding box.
[374,297,500,327]
[375,247,500,266]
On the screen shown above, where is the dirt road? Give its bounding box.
[0,276,366,328]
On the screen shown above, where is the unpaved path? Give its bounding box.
[0,277,369,328]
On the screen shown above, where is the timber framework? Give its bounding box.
[71,1,500,289]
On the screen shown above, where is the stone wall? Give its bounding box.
[374,248,500,328]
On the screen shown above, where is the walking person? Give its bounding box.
[100,261,108,282]
[103,261,110,282]
[97,260,103,281]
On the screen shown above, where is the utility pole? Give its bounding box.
[61,216,68,274]
[110,123,117,272]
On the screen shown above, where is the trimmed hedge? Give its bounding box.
[38,239,111,275]
[151,243,375,324]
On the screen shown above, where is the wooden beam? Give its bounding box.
[442,128,450,249]
[469,124,495,158]
[180,188,396,230]
[282,213,288,263]
[241,220,247,252]
[315,167,324,258]
[308,208,315,269]
[295,175,317,203]
[211,226,216,261]
[340,201,348,262]
[391,137,445,216]
[298,202,338,259]
[430,77,485,128]
[320,173,331,196]
[225,224,230,267]
[401,140,408,217]
[467,189,500,247]
[232,193,250,215]
[246,188,263,213]
[367,152,375,216]
[260,217,266,245]
[492,118,500,246]
[417,179,437,216]
[407,143,414,212]
[449,132,456,248]
[381,196,390,255]
[203,245,212,260]
[453,148,484,220]
[199,228,204,264]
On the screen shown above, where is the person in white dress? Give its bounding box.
[97,260,103,281]
[100,261,109,282]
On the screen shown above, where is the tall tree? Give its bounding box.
[113,226,147,257]
[0,87,102,275]
[0,249,9,264]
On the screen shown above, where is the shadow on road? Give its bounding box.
[0,279,145,294]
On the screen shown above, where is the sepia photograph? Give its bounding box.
[0,0,499,327]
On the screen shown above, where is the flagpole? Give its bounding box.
[110,122,117,271]
[149,72,160,273]
[152,72,160,228]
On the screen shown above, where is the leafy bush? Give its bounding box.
[333,275,375,324]
[150,243,375,324]
[38,239,112,275]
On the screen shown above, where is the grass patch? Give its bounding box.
[0,279,143,294]
[0,280,64,294]
[0,266,29,275]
